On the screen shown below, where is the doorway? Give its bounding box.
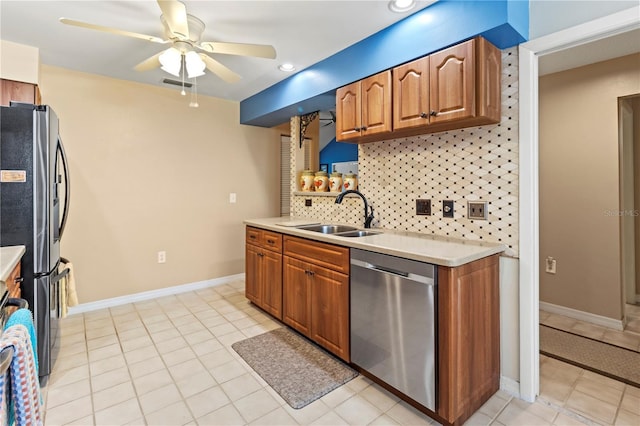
[518,8,640,402]
[620,95,640,309]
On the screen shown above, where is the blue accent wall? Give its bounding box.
[240,0,529,127]
[320,139,358,171]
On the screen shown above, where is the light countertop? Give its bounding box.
[0,245,25,283]
[245,217,506,267]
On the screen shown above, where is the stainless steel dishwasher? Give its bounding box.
[350,248,437,411]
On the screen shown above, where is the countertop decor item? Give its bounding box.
[329,172,342,193]
[314,171,329,192]
[343,173,357,191]
[231,327,357,409]
[300,170,315,192]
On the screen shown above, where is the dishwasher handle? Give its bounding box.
[351,258,434,285]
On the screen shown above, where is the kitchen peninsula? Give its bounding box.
[245,217,505,426]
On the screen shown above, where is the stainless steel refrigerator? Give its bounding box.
[0,103,70,385]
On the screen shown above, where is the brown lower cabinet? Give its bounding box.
[245,226,499,425]
[6,261,22,299]
[245,227,283,320]
[437,254,500,425]
[282,236,350,361]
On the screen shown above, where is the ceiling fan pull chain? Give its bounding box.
[190,77,199,108]
[180,54,186,96]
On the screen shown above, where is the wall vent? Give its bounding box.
[162,78,192,88]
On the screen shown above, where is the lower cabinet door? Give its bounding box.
[261,250,283,320]
[283,256,311,335]
[310,265,350,361]
[245,244,262,305]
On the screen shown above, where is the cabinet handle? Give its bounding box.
[257,253,264,258]
[267,239,275,244]
[14,277,23,283]
[249,235,257,240]
[305,270,314,276]
[354,127,361,131]
[361,126,367,131]
[430,110,438,117]
[420,112,428,119]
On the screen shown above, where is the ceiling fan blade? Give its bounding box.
[59,18,167,44]
[199,41,276,59]
[199,54,241,83]
[157,0,189,39]
[134,51,164,72]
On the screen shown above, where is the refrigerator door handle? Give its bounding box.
[52,267,70,284]
[57,137,70,239]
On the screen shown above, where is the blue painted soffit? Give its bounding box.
[240,0,529,127]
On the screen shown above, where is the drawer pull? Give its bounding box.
[249,235,257,240]
[267,239,275,244]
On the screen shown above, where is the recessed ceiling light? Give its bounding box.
[279,63,296,72]
[388,0,416,13]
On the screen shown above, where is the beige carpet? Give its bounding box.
[540,325,640,388]
[232,327,358,409]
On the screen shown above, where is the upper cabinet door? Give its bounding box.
[361,71,392,137]
[393,57,430,130]
[429,40,475,123]
[336,81,362,141]
[1,79,38,106]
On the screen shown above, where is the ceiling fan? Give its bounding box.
[59,0,276,84]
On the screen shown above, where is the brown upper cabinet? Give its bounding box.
[338,36,501,143]
[336,71,392,142]
[1,79,41,106]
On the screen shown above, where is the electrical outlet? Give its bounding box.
[468,201,488,220]
[443,200,454,218]
[416,199,431,215]
[305,199,312,207]
[157,251,166,264]
[545,257,556,274]
[229,193,237,203]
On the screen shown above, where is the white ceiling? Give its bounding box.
[0,0,435,102]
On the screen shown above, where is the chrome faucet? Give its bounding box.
[335,190,375,228]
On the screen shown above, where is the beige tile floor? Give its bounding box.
[41,281,640,425]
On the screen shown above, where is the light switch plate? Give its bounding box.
[468,201,488,220]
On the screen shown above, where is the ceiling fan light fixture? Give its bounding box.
[388,0,416,13]
[159,47,182,77]
[185,51,206,78]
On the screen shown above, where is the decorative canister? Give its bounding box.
[300,170,315,192]
[329,172,343,193]
[314,171,329,192]
[343,173,358,191]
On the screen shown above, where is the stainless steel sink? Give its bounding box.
[335,230,382,237]
[296,224,359,234]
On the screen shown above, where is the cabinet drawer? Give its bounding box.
[284,236,349,274]
[261,230,283,252]
[246,227,283,252]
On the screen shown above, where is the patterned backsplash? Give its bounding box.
[291,47,519,257]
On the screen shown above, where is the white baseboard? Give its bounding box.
[500,376,521,399]
[540,301,623,331]
[67,273,246,315]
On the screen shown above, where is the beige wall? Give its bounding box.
[539,53,640,320]
[39,65,280,304]
[0,40,39,84]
